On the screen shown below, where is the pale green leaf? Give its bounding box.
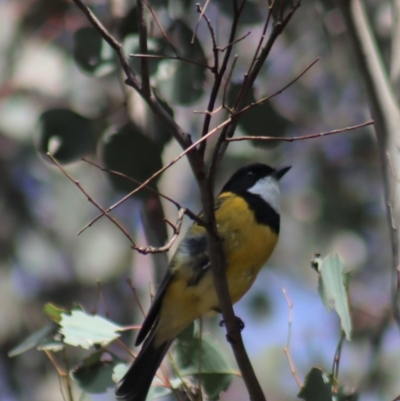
[59,310,122,349]
[317,253,352,340]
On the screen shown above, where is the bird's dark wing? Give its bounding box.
[116,332,172,401]
[135,197,227,346]
[134,269,173,346]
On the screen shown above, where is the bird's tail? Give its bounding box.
[115,335,172,401]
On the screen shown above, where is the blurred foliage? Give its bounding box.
[0,0,397,400]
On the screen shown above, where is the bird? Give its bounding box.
[115,163,291,401]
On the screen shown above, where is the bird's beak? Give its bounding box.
[273,166,291,180]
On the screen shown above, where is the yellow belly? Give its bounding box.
[154,193,278,346]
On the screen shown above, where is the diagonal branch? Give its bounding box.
[226,120,374,143]
[198,0,246,158]
[209,0,301,175]
[77,118,231,236]
[81,158,201,224]
[337,0,400,329]
[71,0,194,155]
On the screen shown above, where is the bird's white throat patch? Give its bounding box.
[248,176,281,213]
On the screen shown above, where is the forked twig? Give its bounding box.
[235,58,320,117]
[218,31,251,52]
[47,153,136,246]
[81,157,201,224]
[133,208,186,255]
[47,154,187,255]
[78,118,231,236]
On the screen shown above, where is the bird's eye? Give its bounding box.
[247,171,255,177]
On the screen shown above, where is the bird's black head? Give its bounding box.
[221,163,290,194]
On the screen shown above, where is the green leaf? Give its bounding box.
[37,340,64,352]
[298,367,332,401]
[175,335,236,400]
[102,122,163,197]
[73,27,116,76]
[71,350,117,394]
[59,310,122,349]
[37,108,97,164]
[156,20,206,105]
[8,324,59,357]
[43,303,67,323]
[118,6,139,39]
[112,362,130,383]
[317,253,352,340]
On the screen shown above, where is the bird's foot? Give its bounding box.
[219,316,245,331]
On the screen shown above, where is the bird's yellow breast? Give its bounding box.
[154,192,278,346]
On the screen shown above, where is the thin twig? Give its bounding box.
[47,153,136,246]
[282,288,302,388]
[48,153,188,255]
[331,331,345,386]
[226,120,374,143]
[218,31,251,52]
[71,0,194,155]
[62,348,75,401]
[142,0,179,57]
[236,57,320,117]
[78,118,231,236]
[81,157,201,224]
[132,208,186,255]
[193,0,212,43]
[130,53,212,70]
[198,0,245,158]
[44,350,65,376]
[195,3,218,74]
[126,278,147,318]
[211,0,301,170]
[71,0,138,88]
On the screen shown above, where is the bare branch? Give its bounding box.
[195,2,218,75]
[48,154,189,256]
[130,53,212,70]
[198,0,245,158]
[142,0,179,57]
[218,31,251,53]
[236,57,320,117]
[71,0,138,89]
[226,120,374,143]
[133,208,186,255]
[47,152,136,246]
[81,158,201,224]
[212,0,301,167]
[71,0,194,156]
[78,118,231,236]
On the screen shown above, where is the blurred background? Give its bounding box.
[0,0,397,400]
